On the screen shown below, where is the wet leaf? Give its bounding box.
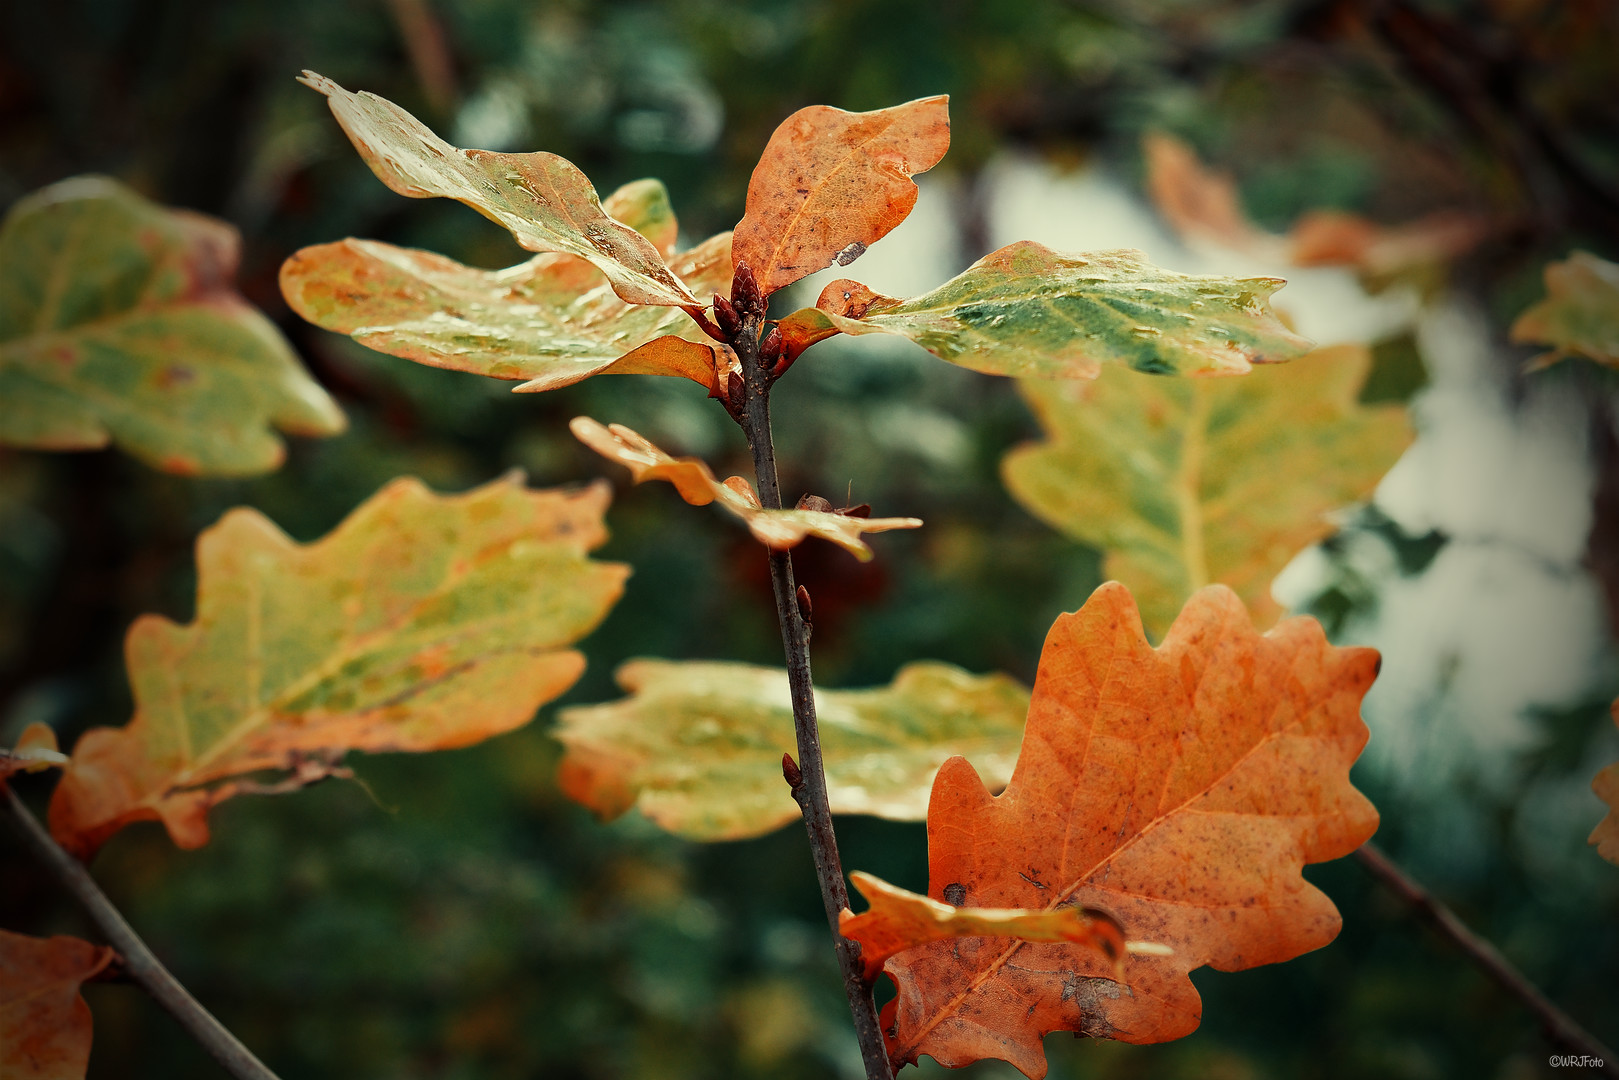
[49,473,628,857]
[569,417,921,560]
[1591,700,1619,865]
[815,243,1311,379]
[840,871,1146,982]
[1003,345,1410,636]
[1511,251,1619,369]
[732,96,950,297]
[281,221,732,395]
[299,71,697,309]
[555,659,1026,840]
[0,930,115,1080]
[881,584,1379,1076]
[1,723,67,782]
[0,177,345,475]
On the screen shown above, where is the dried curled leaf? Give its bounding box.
[0,930,115,1080]
[816,243,1311,380]
[569,417,920,560]
[881,584,1379,1077]
[299,71,697,309]
[1,723,67,782]
[49,473,628,857]
[840,871,1141,982]
[1511,251,1619,370]
[1003,345,1410,636]
[732,96,950,297]
[0,177,345,475]
[555,659,1026,840]
[1591,700,1619,865]
[281,212,732,394]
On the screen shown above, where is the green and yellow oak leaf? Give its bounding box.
[813,242,1311,380]
[0,177,345,475]
[554,659,1027,840]
[1002,344,1411,636]
[49,472,628,857]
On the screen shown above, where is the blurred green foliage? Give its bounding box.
[3,0,1619,1077]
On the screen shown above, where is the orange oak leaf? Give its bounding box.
[879,583,1379,1078]
[570,417,921,560]
[0,930,115,1080]
[775,307,842,362]
[1,723,67,782]
[298,72,697,309]
[49,473,627,857]
[731,96,950,297]
[840,871,1161,983]
[1590,700,1619,865]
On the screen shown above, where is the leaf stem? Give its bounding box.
[2,784,283,1080]
[1356,841,1618,1075]
[731,304,894,1080]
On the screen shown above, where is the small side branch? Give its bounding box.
[1356,842,1617,1076]
[3,785,283,1080]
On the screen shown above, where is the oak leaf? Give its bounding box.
[1002,345,1410,636]
[0,930,115,1080]
[815,243,1311,380]
[1590,699,1619,865]
[569,417,921,560]
[555,659,1026,840]
[1141,133,1270,252]
[298,72,697,309]
[1511,251,1619,370]
[280,186,732,394]
[879,583,1379,1077]
[1,723,67,782]
[732,96,950,297]
[0,177,345,475]
[840,871,1143,982]
[49,473,627,857]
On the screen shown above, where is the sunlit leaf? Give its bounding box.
[0,930,115,1080]
[49,473,628,857]
[732,96,950,296]
[0,177,345,475]
[881,584,1379,1077]
[569,417,920,560]
[840,870,1148,982]
[1,723,67,782]
[1591,700,1619,865]
[555,659,1027,840]
[298,71,698,308]
[815,243,1311,379]
[1002,345,1410,636]
[1511,250,1619,369]
[281,221,732,395]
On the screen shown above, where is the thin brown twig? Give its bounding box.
[728,270,893,1080]
[1356,842,1617,1075]
[3,785,283,1080]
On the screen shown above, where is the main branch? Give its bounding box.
[3,785,283,1080]
[727,282,893,1080]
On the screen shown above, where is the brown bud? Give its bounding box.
[760,325,784,365]
[796,494,833,513]
[713,294,741,338]
[782,752,803,789]
[732,263,764,319]
[796,584,813,624]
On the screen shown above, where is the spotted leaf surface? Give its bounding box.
[883,584,1379,1077]
[816,243,1310,379]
